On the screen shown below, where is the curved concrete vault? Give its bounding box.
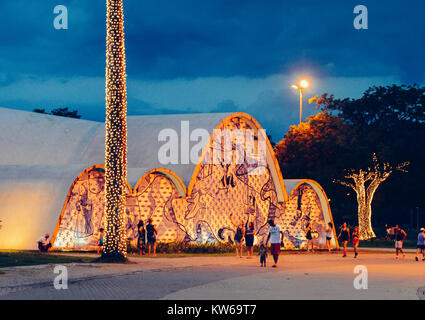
[0,107,337,250]
[52,112,338,250]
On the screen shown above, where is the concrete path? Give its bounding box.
[1,252,424,300]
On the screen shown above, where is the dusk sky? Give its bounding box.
[0,0,424,139]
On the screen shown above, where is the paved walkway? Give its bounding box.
[1,251,424,299]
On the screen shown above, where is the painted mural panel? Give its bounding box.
[275,184,328,249]
[54,167,106,249]
[53,168,183,249]
[171,117,329,249]
[53,116,331,250]
[125,172,183,243]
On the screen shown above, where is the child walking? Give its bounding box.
[258,244,267,267]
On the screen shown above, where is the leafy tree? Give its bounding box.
[275,84,425,232]
[32,107,81,119]
[275,111,357,225]
[314,85,425,168]
[50,107,81,119]
[267,134,276,148]
[275,111,352,180]
[314,85,425,219]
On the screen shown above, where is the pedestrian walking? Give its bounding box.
[258,243,267,267]
[266,219,284,268]
[394,225,407,259]
[325,222,333,252]
[352,226,359,258]
[415,228,425,261]
[337,222,350,258]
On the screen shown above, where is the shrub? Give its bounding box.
[128,241,246,254]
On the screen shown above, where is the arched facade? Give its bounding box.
[52,166,185,249]
[277,180,338,249]
[51,113,338,250]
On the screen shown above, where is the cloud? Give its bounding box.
[0,0,422,140]
[0,73,402,139]
[0,0,423,82]
[211,100,239,113]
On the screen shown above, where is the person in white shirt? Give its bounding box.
[38,233,52,252]
[266,219,284,268]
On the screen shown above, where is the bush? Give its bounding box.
[127,241,255,254]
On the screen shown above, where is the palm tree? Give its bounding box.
[101,0,128,261]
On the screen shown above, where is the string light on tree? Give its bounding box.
[102,0,128,261]
[334,153,409,240]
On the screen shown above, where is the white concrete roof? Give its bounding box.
[0,107,333,250]
[0,107,230,249]
[0,107,230,186]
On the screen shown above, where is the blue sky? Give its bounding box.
[0,0,424,140]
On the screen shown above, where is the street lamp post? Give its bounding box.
[292,80,309,124]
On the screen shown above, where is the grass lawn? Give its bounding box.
[0,250,96,268]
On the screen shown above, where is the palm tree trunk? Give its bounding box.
[102,0,128,261]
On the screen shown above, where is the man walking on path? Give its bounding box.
[394,225,407,259]
[266,219,284,268]
[415,228,425,261]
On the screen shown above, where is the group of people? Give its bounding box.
[303,221,360,258]
[97,219,159,256]
[337,223,425,261]
[38,217,425,264]
[237,219,425,268]
[134,218,158,256]
[230,215,255,259]
[230,217,284,268]
[95,219,158,255]
[37,218,159,255]
[336,222,360,258]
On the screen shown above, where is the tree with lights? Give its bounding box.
[101,0,128,262]
[276,85,423,231]
[335,154,409,240]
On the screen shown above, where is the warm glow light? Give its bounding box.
[334,154,409,240]
[300,80,309,89]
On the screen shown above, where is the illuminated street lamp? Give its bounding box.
[291,79,309,124]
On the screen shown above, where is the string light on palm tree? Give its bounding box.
[102,0,128,261]
[291,79,309,124]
